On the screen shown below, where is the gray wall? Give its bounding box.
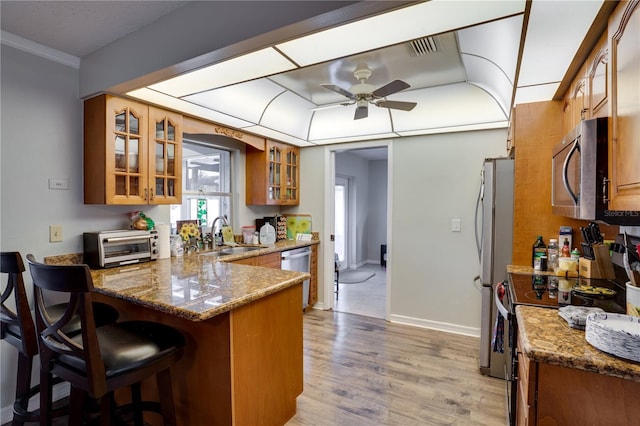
[367,159,388,263]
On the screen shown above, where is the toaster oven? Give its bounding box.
[83,229,159,268]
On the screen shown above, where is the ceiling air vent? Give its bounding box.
[408,36,442,56]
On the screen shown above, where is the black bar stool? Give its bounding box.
[1,252,120,425]
[26,254,185,426]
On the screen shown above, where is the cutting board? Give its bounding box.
[285,215,312,240]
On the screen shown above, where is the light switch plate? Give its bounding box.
[49,225,63,242]
[48,178,69,190]
[451,218,462,232]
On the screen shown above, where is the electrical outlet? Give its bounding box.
[451,219,462,232]
[49,225,63,242]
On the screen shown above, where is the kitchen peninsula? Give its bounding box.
[48,243,313,426]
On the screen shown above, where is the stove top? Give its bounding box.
[507,272,627,314]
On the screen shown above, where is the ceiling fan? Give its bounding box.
[318,63,417,120]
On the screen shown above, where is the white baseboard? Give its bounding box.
[389,314,480,338]
[0,382,70,424]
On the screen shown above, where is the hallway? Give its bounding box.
[334,263,386,319]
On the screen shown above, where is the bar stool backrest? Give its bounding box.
[0,252,37,357]
[26,254,108,397]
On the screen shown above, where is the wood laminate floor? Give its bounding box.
[3,311,506,426]
[287,310,507,426]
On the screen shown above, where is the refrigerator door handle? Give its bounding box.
[474,275,492,288]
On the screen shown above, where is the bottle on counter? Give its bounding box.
[547,238,559,271]
[571,248,581,262]
[561,238,571,257]
[532,236,547,268]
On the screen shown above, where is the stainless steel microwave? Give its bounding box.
[551,117,639,225]
[83,229,159,268]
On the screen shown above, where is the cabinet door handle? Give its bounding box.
[149,188,154,201]
[144,188,148,201]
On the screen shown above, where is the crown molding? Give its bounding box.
[1,31,80,69]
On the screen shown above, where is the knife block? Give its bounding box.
[579,244,615,279]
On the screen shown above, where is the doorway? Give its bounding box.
[332,147,388,319]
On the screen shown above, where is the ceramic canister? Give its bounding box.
[627,282,640,317]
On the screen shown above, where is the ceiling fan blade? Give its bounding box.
[354,105,368,120]
[321,84,356,100]
[372,79,410,98]
[309,101,354,112]
[377,100,417,111]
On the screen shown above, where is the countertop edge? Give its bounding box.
[516,305,640,383]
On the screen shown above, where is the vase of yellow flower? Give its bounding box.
[176,220,201,253]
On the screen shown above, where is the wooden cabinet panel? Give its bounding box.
[511,101,619,266]
[608,0,640,211]
[535,363,640,425]
[246,140,299,205]
[588,41,609,116]
[255,252,282,269]
[516,334,536,426]
[84,95,182,205]
[231,252,281,268]
[307,244,318,310]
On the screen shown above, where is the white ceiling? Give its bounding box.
[1,1,606,149]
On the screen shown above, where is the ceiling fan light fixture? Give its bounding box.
[353,63,372,81]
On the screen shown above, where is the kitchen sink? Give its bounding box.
[201,246,265,258]
[219,246,264,255]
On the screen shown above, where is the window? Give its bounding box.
[170,140,232,234]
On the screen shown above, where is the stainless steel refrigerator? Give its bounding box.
[474,157,514,379]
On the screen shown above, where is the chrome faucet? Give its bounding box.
[210,215,229,246]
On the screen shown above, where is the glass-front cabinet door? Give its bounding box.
[268,143,282,202]
[148,107,182,204]
[105,97,148,204]
[285,148,298,203]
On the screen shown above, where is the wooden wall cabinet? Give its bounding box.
[246,140,299,205]
[84,94,182,205]
[607,0,640,211]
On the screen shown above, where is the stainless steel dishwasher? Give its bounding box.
[281,247,311,309]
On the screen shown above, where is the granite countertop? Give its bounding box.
[45,240,317,322]
[516,305,640,382]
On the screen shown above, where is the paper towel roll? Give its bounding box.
[156,224,171,259]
